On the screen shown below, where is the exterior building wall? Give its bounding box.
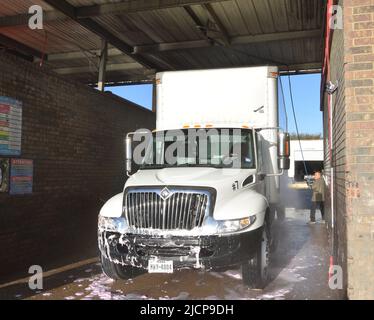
[0,52,155,281]
[343,0,374,300]
[324,0,374,299]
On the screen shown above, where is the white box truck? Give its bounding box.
[98,66,290,288]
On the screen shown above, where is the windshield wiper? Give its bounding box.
[140,164,170,169]
[140,163,223,169]
[174,163,223,168]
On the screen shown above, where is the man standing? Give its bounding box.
[308,170,325,224]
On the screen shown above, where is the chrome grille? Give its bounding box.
[125,189,210,230]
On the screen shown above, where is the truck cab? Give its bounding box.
[98,66,290,289]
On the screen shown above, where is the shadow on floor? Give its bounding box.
[0,257,101,300]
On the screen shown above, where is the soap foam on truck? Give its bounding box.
[98,66,290,289]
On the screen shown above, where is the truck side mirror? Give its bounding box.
[125,136,133,177]
[278,132,290,170]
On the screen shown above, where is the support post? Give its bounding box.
[152,80,157,113]
[98,39,108,92]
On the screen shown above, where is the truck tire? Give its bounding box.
[241,222,270,289]
[100,253,137,280]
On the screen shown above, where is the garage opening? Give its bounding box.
[107,84,153,110]
[294,160,324,181]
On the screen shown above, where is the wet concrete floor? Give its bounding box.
[0,187,341,300]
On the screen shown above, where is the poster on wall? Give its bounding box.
[10,159,33,195]
[0,96,22,156]
[0,158,10,193]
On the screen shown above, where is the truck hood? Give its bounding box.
[125,168,268,220]
[128,167,250,187]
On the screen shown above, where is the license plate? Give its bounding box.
[148,260,173,274]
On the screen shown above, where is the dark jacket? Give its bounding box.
[312,178,325,202]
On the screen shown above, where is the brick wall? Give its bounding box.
[0,52,155,281]
[324,0,374,299]
[343,0,374,300]
[323,1,348,297]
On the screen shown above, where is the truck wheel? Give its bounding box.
[100,253,136,280]
[241,222,270,289]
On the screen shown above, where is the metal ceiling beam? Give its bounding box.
[184,5,231,46]
[0,0,230,27]
[54,62,143,75]
[56,61,323,77]
[202,3,230,45]
[231,29,322,45]
[134,40,211,54]
[98,39,108,92]
[134,29,322,54]
[183,6,205,29]
[87,76,155,87]
[0,33,44,59]
[77,0,230,18]
[86,61,323,86]
[42,0,169,70]
[279,62,322,74]
[48,48,123,61]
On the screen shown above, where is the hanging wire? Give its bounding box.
[287,74,309,177]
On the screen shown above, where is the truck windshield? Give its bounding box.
[140,128,256,169]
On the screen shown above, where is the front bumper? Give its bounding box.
[98,228,262,271]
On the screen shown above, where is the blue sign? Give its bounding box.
[10,159,33,195]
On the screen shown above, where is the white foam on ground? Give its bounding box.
[278,267,308,283]
[76,273,147,300]
[224,287,255,300]
[171,292,189,300]
[257,288,292,300]
[210,272,224,279]
[222,269,242,280]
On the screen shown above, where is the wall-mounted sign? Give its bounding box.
[0,96,22,156]
[10,159,33,195]
[0,158,10,193]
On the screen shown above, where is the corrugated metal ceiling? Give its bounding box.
[0,0,326,85]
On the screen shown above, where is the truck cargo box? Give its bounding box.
[156,66,279,131]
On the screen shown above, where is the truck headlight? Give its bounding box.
[98,216,127,232]
[216,216,256,233]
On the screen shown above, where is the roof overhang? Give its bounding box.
[0,0,326,86]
